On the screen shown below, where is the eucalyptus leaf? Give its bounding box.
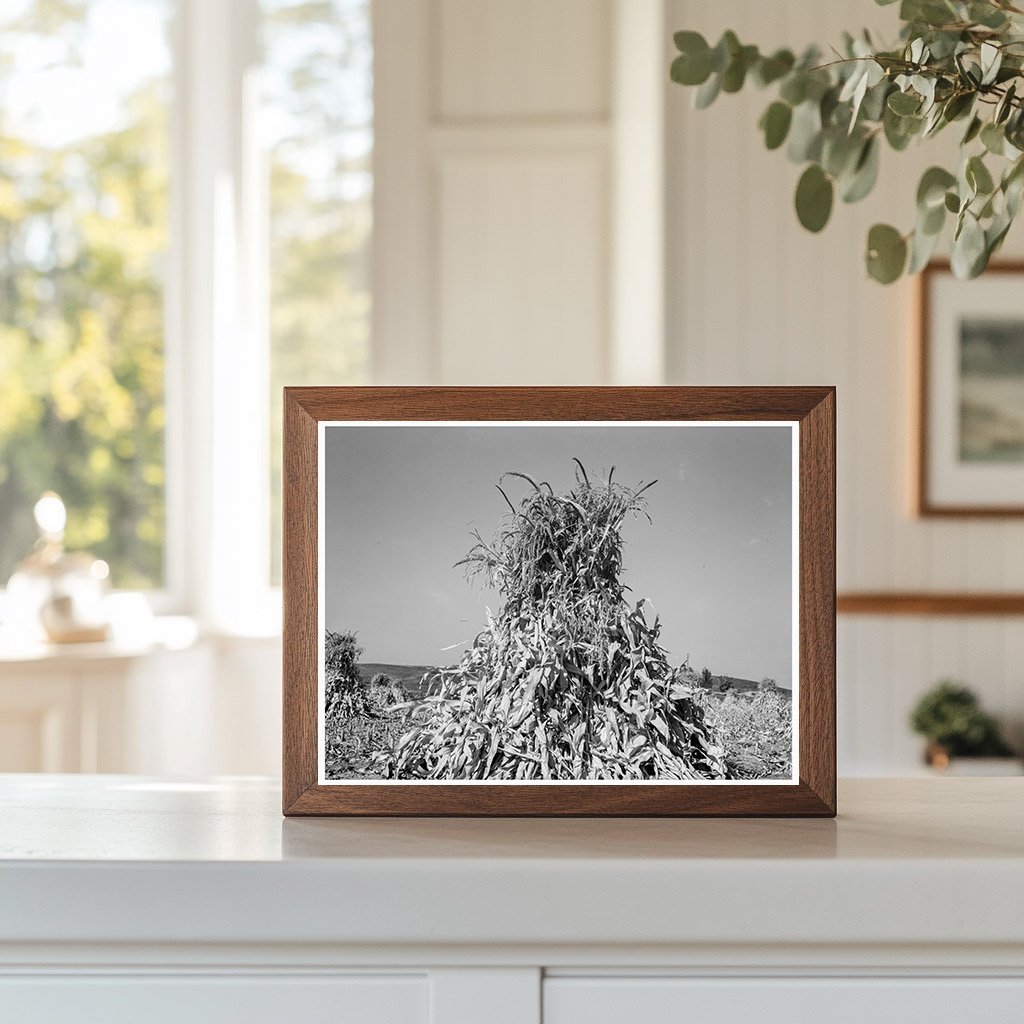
[962,115,983,145]
[671,41,712,87]
[694,73,721,109]
[980,41,1002,86]
[842,137,880,202]
[795,164,834,232]
[710,31,740,73]
[884,106,922,150]
[952,212,987,277]
[981,122,1005,155]
[721,45,758,93]
[760,101,793,150]
[942,92,974,122]
[866,223,908,283]
[754,49,795,87]
[970,2,1009,29]
[822,128,864,178]
[967,154,995,195]
[917,166,957,210]
[787,100,823,162]
[888,90,921,115]
[779,74,807,106]
[996,82,1017,124]
[908,222,942,273]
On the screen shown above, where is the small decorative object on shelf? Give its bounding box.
[910,679,1021,774]
[5,492,111,644]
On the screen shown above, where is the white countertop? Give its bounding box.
[1,775,1022,952]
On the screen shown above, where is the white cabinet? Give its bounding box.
[1,975,427,1024]
[544,977,1024,1024]
[1,777,1022,1024]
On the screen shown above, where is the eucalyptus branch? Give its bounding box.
[670,0,1024,282]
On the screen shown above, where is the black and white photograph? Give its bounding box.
[318,422,797,784]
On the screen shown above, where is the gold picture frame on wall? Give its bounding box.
[917,260,1024,517]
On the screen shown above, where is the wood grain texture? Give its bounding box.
[282,387,836,817]
[838,592,1024,616]
[916,260,1024,518]
[282,392,319,813]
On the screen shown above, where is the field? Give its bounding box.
[324,460,791,783]
[324,664,793,782]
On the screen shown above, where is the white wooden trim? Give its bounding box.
[430,122,610,154]
[174,0,275,631]
[610,0,666,385]
[429,968,540,1024]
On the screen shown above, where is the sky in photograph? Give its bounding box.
[323,424,794,686]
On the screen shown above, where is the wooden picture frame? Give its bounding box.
[917,260,1024,517]
[283,387,836,817]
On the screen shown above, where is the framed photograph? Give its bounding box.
[918,261,1024,516]
[283,387,835,816]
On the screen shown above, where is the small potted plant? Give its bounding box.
[910,680,1020,774]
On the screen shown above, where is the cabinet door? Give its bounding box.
[0,974,427,1024]
[544,977,1024,1024]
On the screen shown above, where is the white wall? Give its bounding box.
[85,0,1023,780]
[373,0,666,386]
[665,0,1024,771]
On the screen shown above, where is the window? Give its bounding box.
[0,0,373,616]
[0,0,172,589]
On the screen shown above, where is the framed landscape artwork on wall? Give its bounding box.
[282,387,836,816]
[918,262,1024,517]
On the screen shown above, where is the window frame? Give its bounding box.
[167,0,280,633]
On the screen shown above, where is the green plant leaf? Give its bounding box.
[710,30,740,73]
[951,212,986,278]
[866,223,907,283]
[884,106,922,150]
[967,154,995,196]
[795,164,834,232]
[787,101,823,162]
[754,49,795,87]
[942,91,974,123]
[721,44,759,92]
[671,31,713,86]
[779,74,807,106]
[888,90,921,115]
[842,137,880,203]
[694,73,721,109]
[908,222,942,273]
[981,122,1005,155]
[921,199,946,235]
[980,41,1002,86]
[822,128,862,178]
[996,82,1017,125]
[760,101,792,150]
[970,2,1009,29]
[962,115,983,145]
[917,166,957,210]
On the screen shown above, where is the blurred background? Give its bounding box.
[0,0,1020,778]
